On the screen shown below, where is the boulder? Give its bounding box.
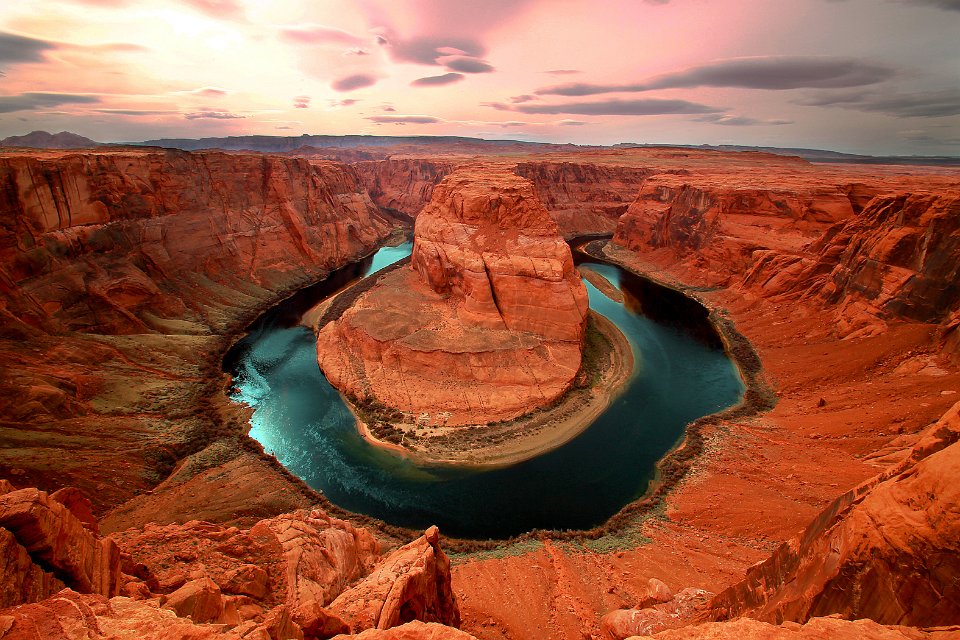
[330,527,459,632]
[0,488,120,598]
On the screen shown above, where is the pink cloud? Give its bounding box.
[331,73,378,92]
[181,0,245,20]
[280,24,365,47]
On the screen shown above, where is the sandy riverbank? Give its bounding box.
[351,309,634,468]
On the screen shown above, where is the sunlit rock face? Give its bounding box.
[317,168,589,426]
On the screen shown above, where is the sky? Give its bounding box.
[0,0,958,154]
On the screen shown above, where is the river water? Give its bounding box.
[225,242,743,539]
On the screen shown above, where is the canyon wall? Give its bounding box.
[317,168,589,426]
[611,178,867,282]
[353,157,652,237]
[611,172,960,350]
[514,161,653,237]
[0,149,393,514]
[742,193,960,340]
[353,159,456,220]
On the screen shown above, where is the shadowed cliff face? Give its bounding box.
[354,159,456,220]
[611,174,960,351]
[353,157,655,238]
[514,162,653,237]
[612,180,864,279]
[0,149,392,513]
[741,193,960,342]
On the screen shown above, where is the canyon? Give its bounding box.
[0,142,958,639]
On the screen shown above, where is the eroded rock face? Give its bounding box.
[317,168,589,426]
[1,497,462,639]
[354,159,456,220]
[612,179,861,281]
[0,488,120,601]
[410,169,588,341]
[705,401,960,626]
[330,527,460,632]
[514,161,653,237]
[627,617,957,640]
[746,193,960,340]
[334,621,478,640]
[0,148,392,513]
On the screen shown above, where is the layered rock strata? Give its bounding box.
[703,400,960,626]
[0,148,392,513]
[317,168,589,426]
[515,161,653,236]
[742,193,960,341]
[354,159,456,220]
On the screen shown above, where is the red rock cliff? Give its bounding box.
[0,149,392,513]
[354,159,456,220]
[704,401,960,626]
[515,161,652,237]
[743,193,960,341]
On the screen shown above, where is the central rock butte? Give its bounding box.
[316,167,590,427]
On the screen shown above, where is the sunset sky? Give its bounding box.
[0,0,958,154]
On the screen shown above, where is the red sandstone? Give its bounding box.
[0,145,958,640]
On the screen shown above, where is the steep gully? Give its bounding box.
[0,147,958,639]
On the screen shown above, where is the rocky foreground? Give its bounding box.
[0,144,958,639]
[317,168,589,428]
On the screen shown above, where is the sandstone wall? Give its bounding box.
[317,168,589,426]
[410,169,588,342]
[514,161,653,237]
[0,149,392,512]
[354,159,456,220]
[742,193,960,340]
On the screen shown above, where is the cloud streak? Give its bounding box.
[184,110,245,119]
[280,24,365,46]
[796,88,960,117]
[537,56,896,96]
[489,97,722,116]
[694,114,793,126]
[366,115,441,123]
[0,92,100,113]
[0,31,56,67]
[331,73,378,92]
[441,56,494,73]
[411,72,464,86]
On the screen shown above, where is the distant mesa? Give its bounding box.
[0,130,100,149]
[316,167,590,428]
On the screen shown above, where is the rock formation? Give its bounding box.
[0,486,463,639]
[1,145,959,640]
[0,148,392,514]
[515,161,652,237]
[354,159,455,220]
[703,400,960,626]
[317,168,589,427]
[742,193,960,341]
[612,178,863,283]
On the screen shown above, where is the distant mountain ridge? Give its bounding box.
[0,130,100,149]
[614,142,960,166]
[136,133,564,153]
[0,130,955,166]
